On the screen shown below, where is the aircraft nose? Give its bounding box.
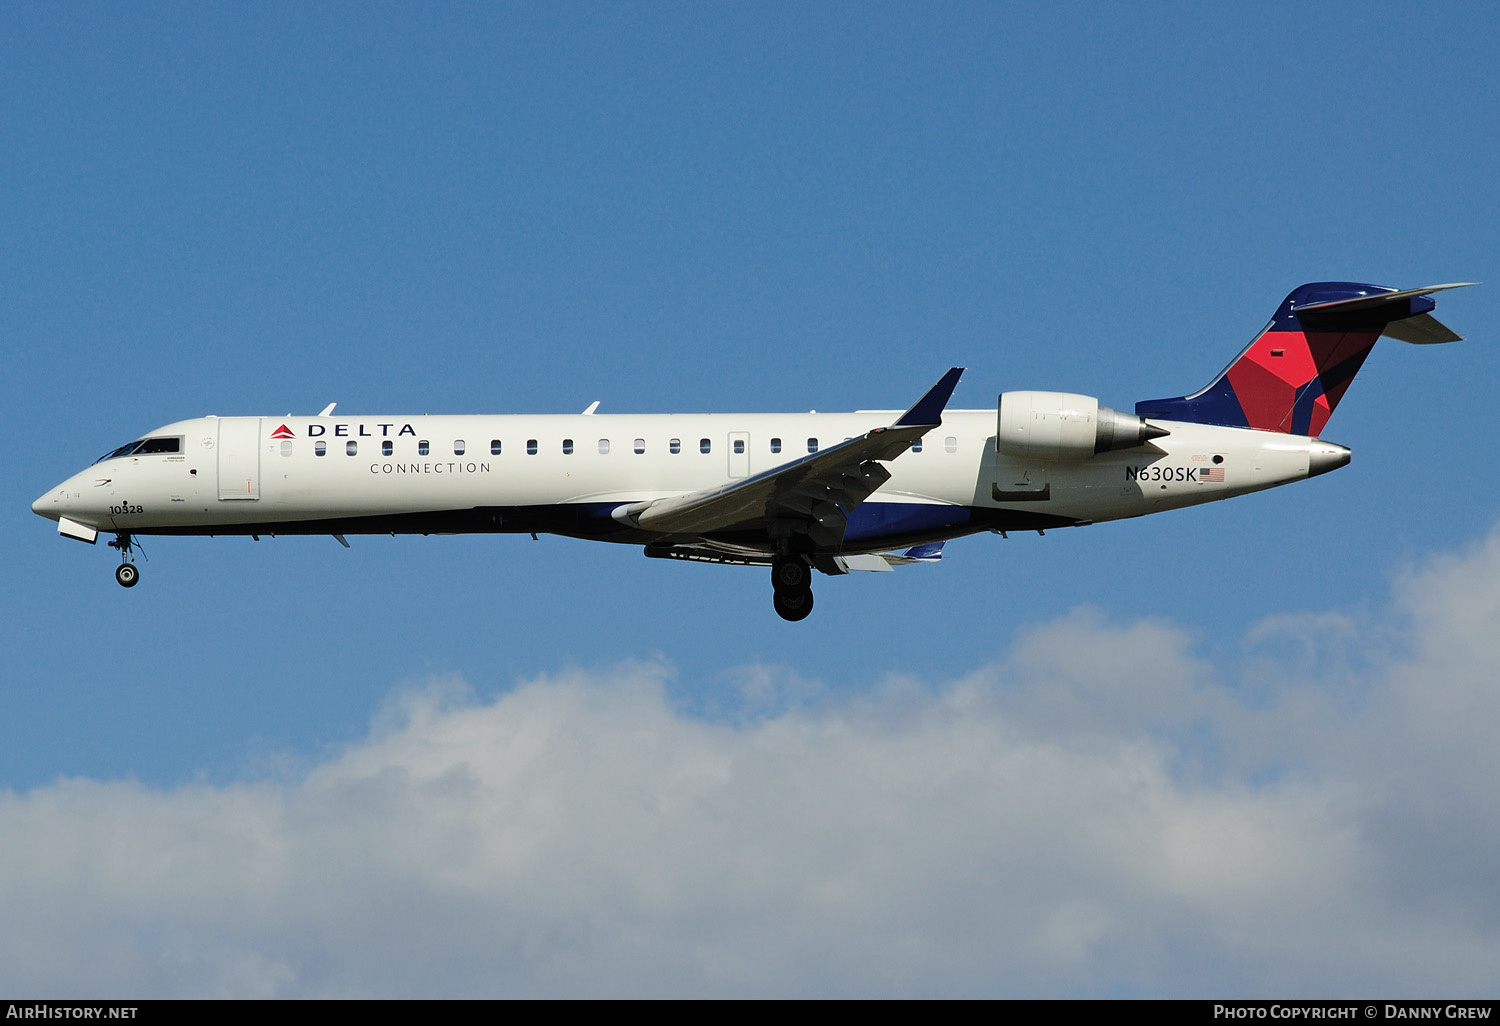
[32,480,69,521]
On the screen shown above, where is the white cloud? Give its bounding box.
[5,531,1500,996]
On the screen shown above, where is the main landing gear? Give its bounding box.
[770,555,814,622]
[109,533,140,588]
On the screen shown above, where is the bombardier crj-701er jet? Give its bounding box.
[33,281,1473,620]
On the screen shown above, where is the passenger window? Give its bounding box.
[733,439,745,454]
[527,439,538,455]
[634,438,646,454]
[945,436,957,453]
[315,441,327,456]
[346,440,358,456]
[770,438,781,454]
[699,438,711,454]
[382,440,393,456]
[454,440,466,456]
[807,438,818,453]
[670,438,681,454]
[419,440,430,456]
[491,439,502,455]
[280,440,293,457]
[598,439,610,454]
[563,439,574,455]
[911,438,923,453]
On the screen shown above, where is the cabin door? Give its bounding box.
[217,418,262,500]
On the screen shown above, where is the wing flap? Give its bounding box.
[645,539,947,571]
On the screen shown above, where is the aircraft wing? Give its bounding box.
[615,368,963,538]
[645,539,946,572]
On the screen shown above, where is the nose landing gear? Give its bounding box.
[770,555,814,622]
[108,533,140,588]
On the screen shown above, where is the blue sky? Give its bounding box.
[3,2,1499,997]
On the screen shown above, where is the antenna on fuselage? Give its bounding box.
[318,403,337,416]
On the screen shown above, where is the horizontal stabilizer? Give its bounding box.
[1380,311,1462,345]
[1292,282,1474,315]
[1292,282,1475,339]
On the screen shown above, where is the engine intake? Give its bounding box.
[997,391,1167,461]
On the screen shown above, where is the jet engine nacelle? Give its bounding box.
[997,390,1167,461]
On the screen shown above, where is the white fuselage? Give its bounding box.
[33,409,1347,555]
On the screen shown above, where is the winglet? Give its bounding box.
[895,367,964,428]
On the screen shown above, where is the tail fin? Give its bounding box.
[1135,282,1473,435]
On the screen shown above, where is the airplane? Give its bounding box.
[32,281,1473,621]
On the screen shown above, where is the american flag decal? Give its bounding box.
[1200,467,1225,482]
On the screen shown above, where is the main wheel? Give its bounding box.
[771,556,810,593]
[115,563,139,588]
[773,587,814,622]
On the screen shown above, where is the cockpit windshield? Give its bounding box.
[94,436,182,463]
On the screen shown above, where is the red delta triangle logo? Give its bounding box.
[270,424,295,439]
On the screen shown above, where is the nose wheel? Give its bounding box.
[108,533,141,588]
[770,556,814,621]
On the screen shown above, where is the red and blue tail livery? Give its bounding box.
[1136,282,1474,436]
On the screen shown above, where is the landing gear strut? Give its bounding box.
[770,555,814,622]
[109,533,140,588]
